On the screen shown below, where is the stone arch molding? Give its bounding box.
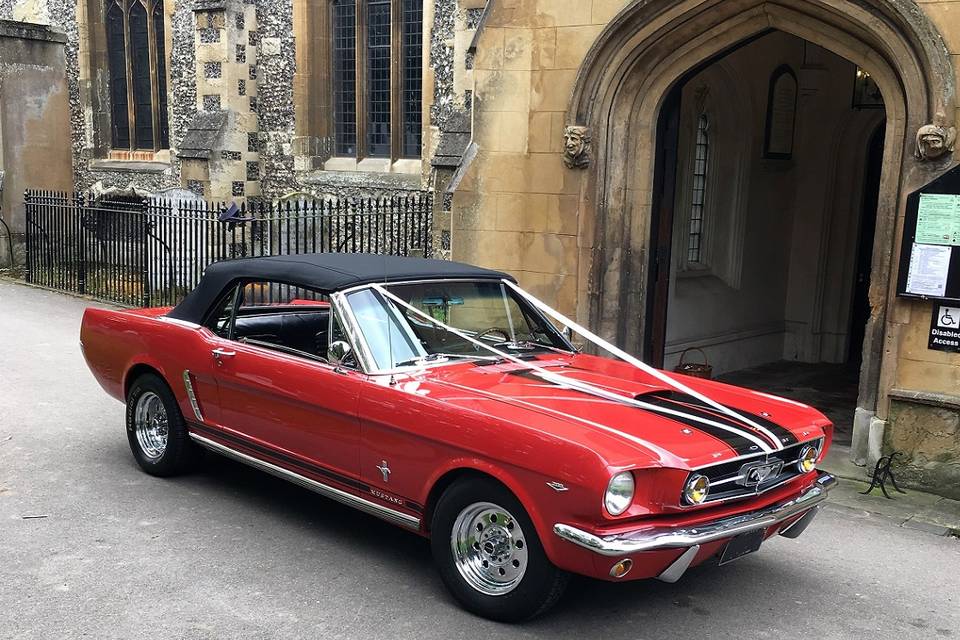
[571,0,954,130]
[567,0,957,423]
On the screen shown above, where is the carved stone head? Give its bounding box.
[915,124,957,161]
[562,125,591,169]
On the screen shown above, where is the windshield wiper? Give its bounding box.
[494,340,572,354]
[394,353,502,368]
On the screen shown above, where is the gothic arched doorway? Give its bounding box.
[643,32,887,445]
[568,0,955,459]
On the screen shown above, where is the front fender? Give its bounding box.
[419,458,602,576]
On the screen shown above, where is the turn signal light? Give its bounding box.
[798,444,819,473]
[609,559,633,578]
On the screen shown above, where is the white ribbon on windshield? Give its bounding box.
[371,283,778,453]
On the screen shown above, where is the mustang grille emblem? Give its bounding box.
[376,460,391,483]
[737,460,784,487]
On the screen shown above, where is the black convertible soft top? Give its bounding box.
[166,253,513,323]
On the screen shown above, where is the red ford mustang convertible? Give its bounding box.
[80,253,835,621]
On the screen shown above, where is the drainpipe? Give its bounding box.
[0,170,13,269]
[467,1,494,60]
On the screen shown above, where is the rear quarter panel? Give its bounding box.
[81,307,160,401]
[80,307,218,421]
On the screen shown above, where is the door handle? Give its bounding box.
[212,347,236,364]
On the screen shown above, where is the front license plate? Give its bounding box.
[719,529,765,565]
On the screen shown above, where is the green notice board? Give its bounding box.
[916,194,960,245]
[897,167,960,303]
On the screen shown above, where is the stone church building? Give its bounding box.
[1,0,960,496]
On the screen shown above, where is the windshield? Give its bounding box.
[344,280,571,370]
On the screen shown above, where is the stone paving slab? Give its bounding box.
[823,475,960,537]
[820,442,960,535]
[913,497,960,532]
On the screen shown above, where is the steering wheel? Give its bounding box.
[475,327,511,343]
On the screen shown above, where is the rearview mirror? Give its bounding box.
[329,340,353,367]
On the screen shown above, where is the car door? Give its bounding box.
[175,324,230,429]
[208,282,364,491]
[340,287,439,518]
[171,283,246,430]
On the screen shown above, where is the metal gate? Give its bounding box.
[24,189,433,307]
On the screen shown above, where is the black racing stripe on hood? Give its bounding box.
[506,369,758,455]
[643,391,798,447]
[637,395,762,456]
[735,406,799,446]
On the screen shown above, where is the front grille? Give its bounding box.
[686,438,823,505]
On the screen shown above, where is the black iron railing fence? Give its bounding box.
[24,189,433,307]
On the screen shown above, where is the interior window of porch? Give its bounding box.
[686,113,710,267]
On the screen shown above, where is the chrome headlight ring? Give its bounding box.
[604,471,635,516]
[797,444,820,473]
[683,473,710,505]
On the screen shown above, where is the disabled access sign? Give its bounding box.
[929,304,960,352]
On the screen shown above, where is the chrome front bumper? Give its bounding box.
[554,472,837,558]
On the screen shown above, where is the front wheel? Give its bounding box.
[431,478,568,622]
[125,373,199,477]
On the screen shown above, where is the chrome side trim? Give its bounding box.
[553,473,836,557]
[158,316,202,329]
[657,545,700,583]
[182,370,204,421]
[188,433,421,531]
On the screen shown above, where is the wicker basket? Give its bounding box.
[674,347,713,379]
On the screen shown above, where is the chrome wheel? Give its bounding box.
[451,502,528,596]
[134,391,168,461]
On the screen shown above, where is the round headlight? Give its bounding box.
[604,471,635,516]
[798,444,819,473]
[683,474,710,505]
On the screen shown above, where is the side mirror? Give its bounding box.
[329,340,354,367]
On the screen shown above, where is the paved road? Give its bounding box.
[1,279,958,640]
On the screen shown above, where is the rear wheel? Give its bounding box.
[126,373,199,476]
[431,478,568,622]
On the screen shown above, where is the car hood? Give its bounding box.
[412,353,831,470]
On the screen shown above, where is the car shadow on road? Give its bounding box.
[179,451,437,563]
[149,448,821,635]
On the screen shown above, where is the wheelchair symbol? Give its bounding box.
[939,307,958,328]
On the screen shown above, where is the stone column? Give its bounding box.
[181,0,260,203]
